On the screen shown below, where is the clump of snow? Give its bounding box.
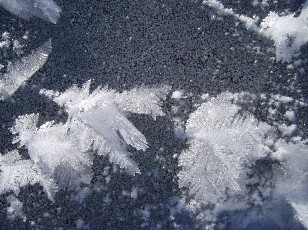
[285,110,296,122]
[174,124,185,140]
[6,194,26,222]
[0,0,61,24]
[0,39,52,100]
[75,187,92,204]
[130,186,138,199]
[0,32,12,50]
[277,124,297,137]
[260,3,308,62]
[171,90,185,100]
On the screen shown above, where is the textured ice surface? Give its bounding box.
[0,0,306,229]
[6,194,26,221]
[0,0,61,24]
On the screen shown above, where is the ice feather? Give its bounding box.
[178,92,273,204]
[0,151,57,200]
[0,39,52,100]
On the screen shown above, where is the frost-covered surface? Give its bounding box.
[0,0,61,24]
[0,0,307,229]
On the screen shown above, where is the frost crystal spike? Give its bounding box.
[40,82,170,175]
[0,39,52,100]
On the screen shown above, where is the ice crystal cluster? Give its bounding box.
[1,82,170,201]
[203,0,308,62]
[178,92,308,228]
[0,39,52,100]
[178,93,274,203]
[0,0,307,229]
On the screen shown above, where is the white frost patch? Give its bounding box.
[178,92,274,205]
[6,194,26,221]
[171,90,185,100]
[285,110,296,122]
[174,124,186,140]
[277,124,297,137]
[260,3,308,62]
[130,186,138,199]
[179,91,308,228]
[75,187,92,204]
[290,201,308,228]
[8,82,169,201]
[0,0,61,24]
[0,150,57,200]
[0,39,52,100]
[203,0,308,62]
[40,82,169,175]
[273,139,308,228]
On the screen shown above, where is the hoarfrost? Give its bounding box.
[8,82,169,200]
[260,3,308,62]
[0,39,52,100]
[6,194,26,221]
[178,92,274,204]
[40,81,170,175]
[203,0,308,62]
[0,150,57,200]
[178,91,308,228]
[0,0,61,24]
